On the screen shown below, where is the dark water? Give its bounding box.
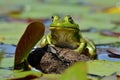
[0,42,120,61]
[96,45,120,62]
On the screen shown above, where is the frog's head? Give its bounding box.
[50,15,79,30]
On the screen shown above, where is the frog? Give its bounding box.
[40,15,96,58]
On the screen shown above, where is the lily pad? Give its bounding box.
[1,57,120,80]
[87,60,120,76]
[0,57,13,79]
[59,62,87,80]
[83,32,120,44]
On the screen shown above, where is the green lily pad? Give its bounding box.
[59,62,87,80]
[87,60,120,76]
[0,22,27,44]
[1,58,120,80]
[0,57,14,79]
[83,32,120,44]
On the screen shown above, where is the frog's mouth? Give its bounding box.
[50,26,79,30]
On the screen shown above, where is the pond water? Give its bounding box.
[0,42,120,62]
[0,42,16,57]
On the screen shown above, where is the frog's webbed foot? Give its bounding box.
[74,42,86,54]
[74,38,96,58]
[40,33,54,47]
[86,39,96,58]
[89,46,96,55]
[74,47,84,53]
[86,45,96,58]
[85,38,96,50]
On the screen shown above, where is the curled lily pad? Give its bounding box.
[14,22,45,71]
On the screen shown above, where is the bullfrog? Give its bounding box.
[40,15,96,58]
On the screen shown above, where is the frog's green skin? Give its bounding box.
[40,15,96,57]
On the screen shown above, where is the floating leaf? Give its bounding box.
[100,30,120,37]
[0,58,14,79]
[87,60,120,76]
[100,72,117,80]
[14,22,45,70]
[107,48,120,58]
[40,74,60,80]
[9,71,42,80]
[59,62,87,80]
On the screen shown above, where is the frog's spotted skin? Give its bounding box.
[40,15,96,58]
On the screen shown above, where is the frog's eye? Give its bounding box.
[51,16,54,22]
[51,15,59,22]
[68,17,74,24]
[51,16,54,19]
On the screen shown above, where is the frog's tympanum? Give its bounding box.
[40,15,96,58]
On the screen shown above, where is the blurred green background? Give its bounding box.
[0,0,120,80]
[0,0,120,44]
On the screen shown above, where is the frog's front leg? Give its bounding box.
[74,38,86,53]
[40,33,52,47]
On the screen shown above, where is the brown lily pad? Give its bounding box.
[111,21,120,26]
[100,30,120,37]
[8,74,39,80]
[14,22,45,70]
[107,48,120,58]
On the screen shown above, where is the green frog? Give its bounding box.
[40,15,96,58]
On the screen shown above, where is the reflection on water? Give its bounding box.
[97,45,120,62]
[98,53,120,62]
[0,42,16,57]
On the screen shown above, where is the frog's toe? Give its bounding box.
[88,48,96,58]
[74,48,82,54]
